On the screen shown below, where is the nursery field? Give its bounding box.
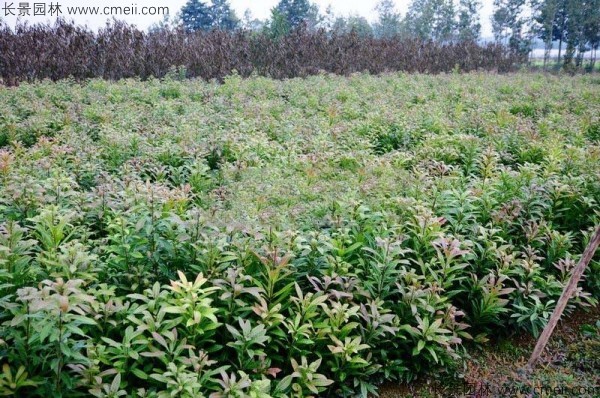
[0,72,599,397]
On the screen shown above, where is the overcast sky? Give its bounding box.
[1,0,495,36]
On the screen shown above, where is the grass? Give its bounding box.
[528,58,600,72]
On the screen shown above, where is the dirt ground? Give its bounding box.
[377,306,600,398]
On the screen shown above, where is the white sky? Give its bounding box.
[1,0,495,36]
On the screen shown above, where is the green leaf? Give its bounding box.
[131,368,149,380]
[416,340,425,353]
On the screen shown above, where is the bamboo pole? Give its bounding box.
[527,226,600,369]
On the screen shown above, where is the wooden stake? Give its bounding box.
[527,225,600,369]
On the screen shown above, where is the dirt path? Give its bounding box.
[378,307,600,397]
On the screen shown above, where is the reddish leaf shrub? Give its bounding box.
[0,20,521,85]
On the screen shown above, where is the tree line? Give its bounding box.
[172,0,599,69]
[173,0,484,43]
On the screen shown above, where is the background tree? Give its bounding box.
[457,0,482,41]
[492,0,514,43]
[321,5,337,32]
[374,0,402,39]
[274,0,312,30]
[582,0,600,68]
[532,0,558,67]
[404,0,457,41]
[304,3,323,30]
[550,0,568,62]
[148,13,182,33]
[181,0,213,32]
[404,0,435,40]
[180,0,239,32]
[432,0,457,42]
[492,0,530,56]
[211,0,239,31]
[563,0,586,66]
[532,0,600,67]
[242,9,265,31]
[332,15,374,37]
[574,0,600,68]
[268,8,291,38]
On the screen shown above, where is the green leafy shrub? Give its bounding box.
[0,72,598,397]
[509,103,536,118]
[371,123,422,154]
[585,121,600,142]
